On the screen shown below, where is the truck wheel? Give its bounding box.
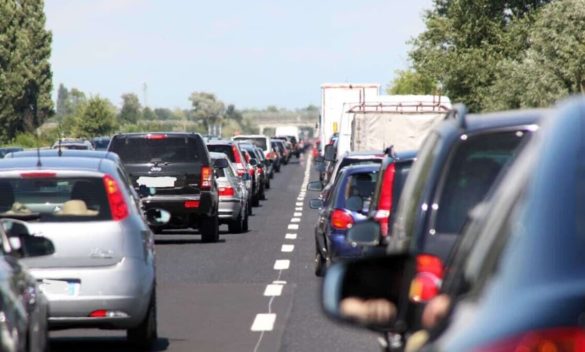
[127,290,157,349]
[200,215,219,242]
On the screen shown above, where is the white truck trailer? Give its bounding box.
[319,83,380,154]
[342,95,452,156]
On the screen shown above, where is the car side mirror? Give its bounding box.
[213,158,229,169]
[309,199,324,209]
[242,173,251,181]
[347,220,380,246]
[324,144,336,162]
[248,159,258,167]
[138,185,156,198]
[307,180,324,192]
[322,254,414,331]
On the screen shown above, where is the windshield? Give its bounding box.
[109,137,203,163]
[233,137,267,150]
[0,177,112,222]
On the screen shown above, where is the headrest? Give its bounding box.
[57,200,98,216]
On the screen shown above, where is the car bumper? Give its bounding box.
[141,192,216,218]
[30,258,154,330]
[328,232,364,259]
[218,197,242,221]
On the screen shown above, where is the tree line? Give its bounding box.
[388,0,584,112]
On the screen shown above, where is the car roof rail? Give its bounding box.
[444,103,468,130]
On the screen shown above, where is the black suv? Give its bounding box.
[108,132,220,242]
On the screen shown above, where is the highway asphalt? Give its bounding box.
[50,154,380,351]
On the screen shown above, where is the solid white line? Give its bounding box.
[285,233,297,240]
[281,244,295,252]
[287,224,299,230]
[274,259,290,270]
[251,313,276,331]
[293,212,302,217]
[264,284,284,297]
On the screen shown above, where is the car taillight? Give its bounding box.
[200,166,212,190]
[476,328,585,352]
[103,175,129,221]
[232,145,242,163]
[331,209,354,230]
[375,163,396,237]
[145,133,166,140]
[219,186,235,196]
[409,254,444,303]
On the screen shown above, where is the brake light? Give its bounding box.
[219,186,235,196]
[145,133,166,140]
[232,145,242,163]
[409,254,444,303]
[200,166,212,190]
[184,200,200,208]
[20,172,57,179]
[89,310,107,318]
[375,163,396,237]
[331,209,354,230]
[476,327,585,352]
[103,175,129,221]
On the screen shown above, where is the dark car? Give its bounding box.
[91,136,111,150]
[271,139,287,170]
[310,163,380,276]
[0,147,23,158]
[0,219,53,352]
[108,132,220,242]
[237,141,266,205]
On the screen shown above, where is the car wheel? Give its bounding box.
[242,209,249,232]
[266,178,271,189]
[200,215,220,242]
[252,194,260,207]
[228,211,244,233]
[247,201,253,215]
[314,250,326,277]
[127,290,157,349]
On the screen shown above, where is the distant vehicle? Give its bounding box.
[231,135,277,166]
[210,152,249,233]
[0,156,163,349]
[0,147,23,158]
[319,83,380,156]
[52,138,94,150]
[108,132,220,242]
[90,136,110,150]
[238,142,268,203]
[275,126,300,141]
[310,163,380,276]
[0,218,53,352]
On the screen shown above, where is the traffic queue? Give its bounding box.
[0,132,306,351]
[309,98,585,351]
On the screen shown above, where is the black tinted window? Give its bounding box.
[392,161,413,214]
[110,136,204,163]
[434,130,528,233]
[208,145,235,162]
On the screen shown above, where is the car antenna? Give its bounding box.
[35,130,42,167]
[57,132,63,157]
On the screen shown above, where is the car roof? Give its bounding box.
[395,150,417,161]
[0,156,114,172]
[207,140,236,145]
[342,150,385,159]
[437,108,544,137]
[6,149,121,162]
[111,132,200,138]
[339,163,381,174]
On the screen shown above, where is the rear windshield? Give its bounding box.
[110,136,204,164]
[392,161,413,214]
[0,177,112,222]
[341,172,377,211]
[233,137,267,150]
[208,145,235,162]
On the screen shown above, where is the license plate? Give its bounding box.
[39,279,80,297]
[137,176,177,188]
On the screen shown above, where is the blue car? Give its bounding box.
[310,163,380,276]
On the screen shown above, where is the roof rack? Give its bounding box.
[445,104,468,130]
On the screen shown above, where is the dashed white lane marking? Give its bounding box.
[251,314,276,331]
[295,207,303,211]
[296,202,303,206]
[273,280,286,284]
[287,224,299,230]
[281,244,295,252]
[264,284,284,297]
[274,259,290,270]
[293,212,302,217]
[285,233,297,240]
[291,218,301,223]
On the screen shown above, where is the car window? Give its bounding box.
[393,133,441,240]
[342,172,377,211]
[433,130,529,234]
[0,177,112,222]
[110,136,204,163]
[392,161,413,216]
[208,145,235,162]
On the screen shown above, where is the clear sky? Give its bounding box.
[45,0,432,110]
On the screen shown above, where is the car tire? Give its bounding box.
[314,250,326,277]
[127,290,157,349]
[266,178,271,189]
[247,201,253,215]
[200,215,219,242]
[242,209,249,232]
[228,210,244,233]
[252,194,260,207]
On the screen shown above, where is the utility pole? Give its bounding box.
[142,82,148,108]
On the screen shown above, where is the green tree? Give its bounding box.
[225,104,243,122]
[119,93,142,124]
[387,69,437,95]
[56,83,72,116]
[74,96,116,137]
[189,92,225,133]
[143,107,156,121]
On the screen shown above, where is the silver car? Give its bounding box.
[0,156,159,348]
[210,152,249,233]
